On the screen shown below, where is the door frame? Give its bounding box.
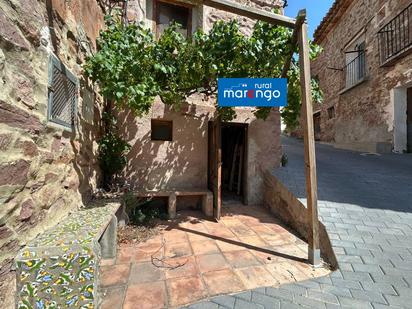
[407,87,412,153]
[392,86,409,153]
[208,118,222,220]
[208,121,249,218]
[220,122,249,204]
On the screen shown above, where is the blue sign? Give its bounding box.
[218,78,287,107]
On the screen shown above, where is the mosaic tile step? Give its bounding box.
[15,200,121,309]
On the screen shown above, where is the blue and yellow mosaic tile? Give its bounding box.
[15,201,120,309]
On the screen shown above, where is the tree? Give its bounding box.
[84,16,322,128]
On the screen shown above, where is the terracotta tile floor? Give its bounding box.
[99,203,330,308]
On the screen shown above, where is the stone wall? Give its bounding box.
[118,98,282,206]
[263,171,338,269]
[0,0,105,306]
[292,0,412,153]
[118,99,211,192]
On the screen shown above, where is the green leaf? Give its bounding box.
[84,18,323,129]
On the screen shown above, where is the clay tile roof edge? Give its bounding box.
[313,0,355,44]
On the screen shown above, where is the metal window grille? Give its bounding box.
[47,55,78,129]
[343,49,366,89]
[378,3,412,65]
[327,106,335,119]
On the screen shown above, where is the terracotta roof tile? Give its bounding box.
[313,0,355,44]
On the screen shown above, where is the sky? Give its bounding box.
[284,0,335,39]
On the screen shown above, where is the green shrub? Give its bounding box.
[123,192,168,225]
[98,112,131,187]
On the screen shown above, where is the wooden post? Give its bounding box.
[298,22,321,266]
[213,116,222,221]
[281,10,306,78]
[200,0,320,262]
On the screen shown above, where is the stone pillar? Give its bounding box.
[168,193,177,219]
[202,192,213,217]
[116,202,129,227]
[99,215,117,259]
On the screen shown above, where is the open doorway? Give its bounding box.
[393,86,412,153]
[221,123,248,203]
[208,121,248,218]
[313,112,321,141]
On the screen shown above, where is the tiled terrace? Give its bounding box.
[99,202,330,308]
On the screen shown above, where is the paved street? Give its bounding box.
[187,136,412,308]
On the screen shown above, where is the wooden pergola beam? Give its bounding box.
[203,0,296,28]
[281,9,307,78]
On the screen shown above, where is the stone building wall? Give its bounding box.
[293,0,412,153]
[118,99,282,206]
[120,0,284,205]
[0,0,105,306]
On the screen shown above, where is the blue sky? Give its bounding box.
[284,0,335,39]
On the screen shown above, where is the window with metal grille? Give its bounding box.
[344,42,366,89]
[47,55,78,129]
[327,106,335,119]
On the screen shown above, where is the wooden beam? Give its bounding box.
[281,9,306,78]
[203,0,296,29]
[298,22,320,266]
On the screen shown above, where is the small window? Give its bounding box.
[151,119,173,141]
[155,0,191,38]
[327,106,335,119]
[47,55,78,129]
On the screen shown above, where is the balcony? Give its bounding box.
[378,3,412,66]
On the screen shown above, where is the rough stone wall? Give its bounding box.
[294,0,412,153]
[0,0,104,306]
[119,0,283,205]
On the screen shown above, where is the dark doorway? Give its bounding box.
[407,87,412,153]
[313,112,321,141]
[221,123,247,203]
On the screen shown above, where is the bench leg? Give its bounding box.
[202,192,214,217]
[100,215,117,259]
[168,193,177,219]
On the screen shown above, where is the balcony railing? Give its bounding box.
[342,50,366,91]
[378,3,412,65]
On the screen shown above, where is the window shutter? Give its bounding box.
[47,55,78,130]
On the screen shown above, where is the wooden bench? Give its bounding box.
[135,189,213,219]
[15,200,121,309]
